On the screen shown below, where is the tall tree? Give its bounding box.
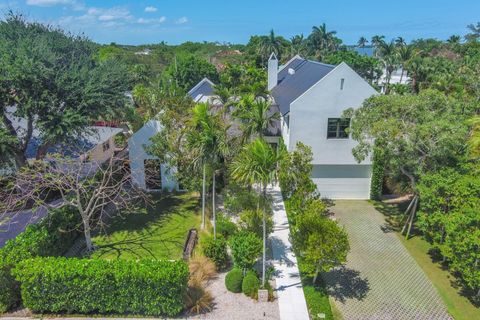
[378,41,399,93]
[308,23,340,59]
[0,156,148,252]
[357,36,368,48]
[231,138,278,286]
[465,22,480,42]
[164,54,218,91]
[345,91,470,236]
[397,45,415,83]
[235,97,280,142]
[0,13,130,169]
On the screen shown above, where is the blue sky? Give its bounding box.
[1,0,478,45]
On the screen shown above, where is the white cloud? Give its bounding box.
[144,6,157,13]
[86,7,133,22]
[27,0,73,7]
[175,16,188,24]
[137,16,166,24]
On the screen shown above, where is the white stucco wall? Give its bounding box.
[128,120,178,191]
[288,62,377,165]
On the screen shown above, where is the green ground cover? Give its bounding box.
[91,193,201,260]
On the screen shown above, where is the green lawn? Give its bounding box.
[373,200,480,320]
[91,193,202,260]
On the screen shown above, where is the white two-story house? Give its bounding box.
[269,53,377,199]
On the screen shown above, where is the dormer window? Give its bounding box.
[327,118,350,139]
[340,78,345,90]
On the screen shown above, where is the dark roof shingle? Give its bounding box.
[271,57,335,115]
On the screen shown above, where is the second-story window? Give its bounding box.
[327,118,350,139]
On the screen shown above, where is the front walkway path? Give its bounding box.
[324,200,451,320]
[268,185,310,320]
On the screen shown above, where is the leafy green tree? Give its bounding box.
[323,50,382,83]
[231,138,278,286]
[234,97,280,142]
[239,209,273,238]
[345,91,470,235]
[290,34,307,57]
[292,209,349,283]
[465,22,480,42]
[0,13,130,168]
[378,41,399,93]
[164,54,218,91]
[229,231,262,271]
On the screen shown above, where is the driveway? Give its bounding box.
[323,200,451,320]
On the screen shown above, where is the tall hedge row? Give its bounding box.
[370,148,385,200]
[0,206,80,313]
[13,257,189,317]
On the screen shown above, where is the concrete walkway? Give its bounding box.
[268,185,310,320]
[324,200,451,320]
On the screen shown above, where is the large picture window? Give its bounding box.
[327,118,350,139]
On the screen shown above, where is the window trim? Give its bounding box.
[327,118,350,139]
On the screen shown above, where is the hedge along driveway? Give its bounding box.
[323,200,451,320]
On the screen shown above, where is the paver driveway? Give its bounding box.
[323,200,451,320]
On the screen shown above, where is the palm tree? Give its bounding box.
[235,97,280,142]
[231,138,278,286]
[290,34,306,57]
[371,35,385,57]
[378,41,399,94]
[357,36,368,48]
[395,36,406,47]
[259,29,283,63]
[187,103,228,236]
[447,35,461,44]
[308,23,338,59]
[397,45,415,83]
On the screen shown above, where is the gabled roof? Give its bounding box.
[188,78,215,102]
[271,56,335,115]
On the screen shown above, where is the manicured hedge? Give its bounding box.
[225,268,244,293]
[0,206,80,313]
[203,236,229,270]
[370,148,385,200]
[242,270,260,299]
[13,257,189,317]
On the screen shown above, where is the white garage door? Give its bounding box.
[312,165,372,199]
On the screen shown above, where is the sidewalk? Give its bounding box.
[268,185,310,320]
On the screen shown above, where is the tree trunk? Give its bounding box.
[212,170,216,240]
[313,264,321,284]
[405,195,419,239]
[201,163,206,229]
[82,216,94,252]
[36,141,53,160]
[13,150,27,169]
[262,184,267,287]
[399,68,405,84]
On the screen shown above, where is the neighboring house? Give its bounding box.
[129,77,281,191]
[269,54,377,199]
[128,120,179,191]
[378,67,410,93]
[2,107,123,172]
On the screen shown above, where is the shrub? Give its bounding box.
[242,270,260,299]
[216,213,237,239]
[370,148,384,200]
[224,185,261,214]
[225,268,244,293]
[188,256,216,286]
[184,284,213,315]
[239,209,273,238]
[0,206,80,313]
[203,236,229,270]
[229,231,262,270]
[13,257,188,317]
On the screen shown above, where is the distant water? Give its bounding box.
[347,46,374,57]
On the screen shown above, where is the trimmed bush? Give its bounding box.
[0,206,80,313]
[370,148,384,200]
[13,257,188,317]
[242,270,260,299]
[239,209,273,238]
[203,236,229,270]
[229,231,262,270]
[216,213,237,239]
[225,268,244,293]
